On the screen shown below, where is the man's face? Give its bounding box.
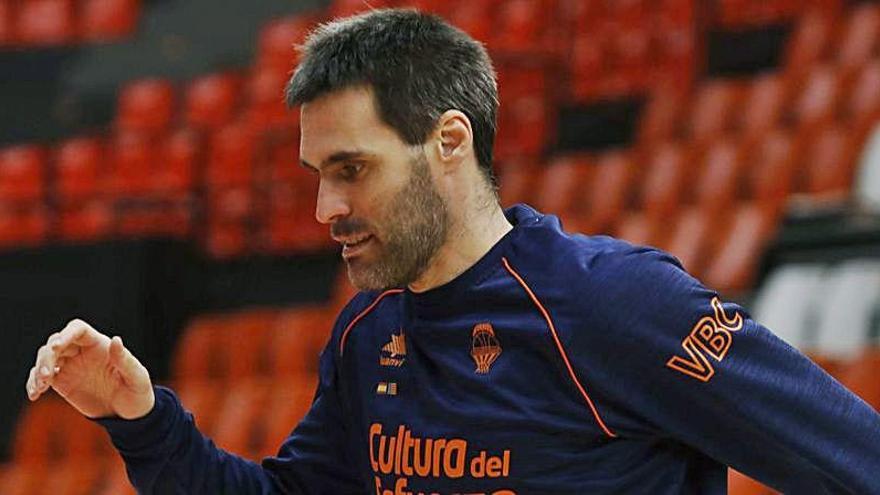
[300,86,450,291]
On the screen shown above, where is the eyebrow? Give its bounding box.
[300,150,374,172]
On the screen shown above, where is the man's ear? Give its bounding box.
[435,110,473,166]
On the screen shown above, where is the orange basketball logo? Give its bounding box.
[471,323,502,374]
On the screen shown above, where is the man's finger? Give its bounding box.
[55,345,81,359]
[109,336,146,386]
[25,366,37,400]
[33,344,58,392]
[55,319,102,350]
[109,336,128,370]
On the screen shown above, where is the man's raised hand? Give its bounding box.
[25,319,155,420]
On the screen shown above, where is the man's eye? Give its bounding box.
[340,163,363,180]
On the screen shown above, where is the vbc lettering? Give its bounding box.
[666,297,743,382]
[369,423,516,495]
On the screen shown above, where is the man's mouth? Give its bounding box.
[340,234,374,259]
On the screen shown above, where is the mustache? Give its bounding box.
[331,218,371,238]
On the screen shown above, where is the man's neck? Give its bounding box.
[408,202,513,293]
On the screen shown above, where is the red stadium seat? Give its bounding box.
[93,456,136,495]
[223,309,278,378]
[568,35,604,102]
[39,459,102,495]
[604,0,650,33]
[58,200,112,242]
[255,374,318,458]
[783,10,835,78]
[496,64,550,160]
[80,0,141,41]
[588,1,656,98]
[604,23,654,97]
[0,204,48,248]
[746,129,800,206]
[838,348,880,409]
[639,142,692,219]
[835,3,880,72]
[260,183,331,254]
[185,73,241,130]
[613,211,659,247]
[0,464,45,495]
[269,306,335,376]
[737,73,788,143]
[491,0,554,55]
[653,0,697,88]
[175,380,224,432]
[703,202,779,294]
[256,15,314,71]
[694,138,745,214]
[205,219,249,258]
[802,123,859,201]
[567,0,604,35]
[173,316,223,381]
[446,0,494,43]
[0,1,15,46]
[205,122,257,188]
[572,150,635,235]
[115,201,191,238]
[107,131,153,196]
[261,135,310,187]
[16,0,75,45]
[207,187,252,222]
[496,91,550,160]
[790,65,844,132]
[716,0,800,27]
[844,61,880,137]
[659,206,714,279]
[0,144,45,202]
[116,79,176,135]
[497,160,539,207]
[534,156,592,217]
[637,79,688,145]
[55,137,105,201]
[12,395,104,464]
[245,66,299,131]
[212,378,271,457]
[153,128,198,195]
[685,80,743,144]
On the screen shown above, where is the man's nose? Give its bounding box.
[315,180,351,225]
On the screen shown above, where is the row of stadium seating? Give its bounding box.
[716,0,840,27]
[0,0,141,46]
[1,1,879,493]
[0,271,355,495]
[333,0,698,98]
[3,3,879,264]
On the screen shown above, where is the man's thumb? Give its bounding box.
[109,336,138,379]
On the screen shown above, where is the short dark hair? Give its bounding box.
[286,8,499,188]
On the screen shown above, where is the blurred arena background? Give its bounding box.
[1,0,879,493]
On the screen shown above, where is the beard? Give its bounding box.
[333,152,450,291]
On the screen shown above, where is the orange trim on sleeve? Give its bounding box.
[501,257,618,439]
[339,289,404,357]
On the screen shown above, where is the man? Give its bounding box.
[24,8,880,494]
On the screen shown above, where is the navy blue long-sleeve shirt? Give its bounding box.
[97,204,880,494]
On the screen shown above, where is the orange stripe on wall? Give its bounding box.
[501,257,618,439]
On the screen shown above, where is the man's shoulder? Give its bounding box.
[512,210,677,289]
